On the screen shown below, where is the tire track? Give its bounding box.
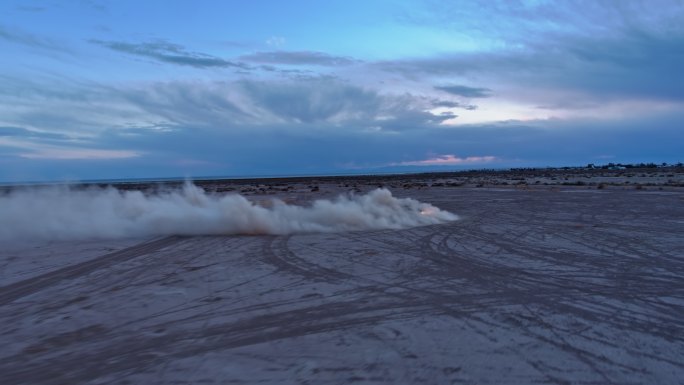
[1,299,436,385]
[0,236,182,305]
[260,235,350,282]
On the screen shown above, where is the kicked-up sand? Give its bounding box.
[1,172,683,384]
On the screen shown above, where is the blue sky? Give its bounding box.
[1,0,682,182]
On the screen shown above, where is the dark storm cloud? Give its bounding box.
[435,85,492,98]
[240,50,359,66]
[90,39,251,69]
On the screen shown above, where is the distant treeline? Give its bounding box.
[586,162,682,169]
[511,162,683,172]
[586,162,684,170]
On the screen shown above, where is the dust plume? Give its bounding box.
[0,183,457,242]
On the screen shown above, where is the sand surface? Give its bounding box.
[1,180,683,384]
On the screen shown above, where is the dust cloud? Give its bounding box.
[0,183,457,242]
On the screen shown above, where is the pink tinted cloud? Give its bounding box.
[397,154,497,166]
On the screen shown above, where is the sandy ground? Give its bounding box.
[1,182,683,384]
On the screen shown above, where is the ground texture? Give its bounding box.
[1,187,683,384]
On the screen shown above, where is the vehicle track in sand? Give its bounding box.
[1,188,683,384]
[0,236,182,306]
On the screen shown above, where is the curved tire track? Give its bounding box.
[0,236,182,305]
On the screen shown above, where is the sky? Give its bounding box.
[0,0,682,182]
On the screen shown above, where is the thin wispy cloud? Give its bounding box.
[435,85,492,98]
[120,78,454,128]
[266,36,286,47]
[240,51,359,66]
[430,99,478,110]
[376,41,684,111]
[0,126,69,140]
[15,5,45,12]
[0,24,64,51]
[0,137,140,160]
[20,148,140,160]
[90,39,250,69]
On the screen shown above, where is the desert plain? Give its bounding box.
[1,166,683,384]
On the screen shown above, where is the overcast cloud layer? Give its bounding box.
[0,0,682,182]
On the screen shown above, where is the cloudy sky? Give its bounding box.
[1,0,682,182]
